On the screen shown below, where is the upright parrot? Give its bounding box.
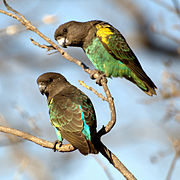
[54,20,157,96]
[37,72,98,155]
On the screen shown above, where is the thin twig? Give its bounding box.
[151,23,180,45]
[166,138,180,180]
[93,156,114,180]
[172,0,180,18]
[78,80,108,101]
[30,38,60,55]
[151,0,176,14]
[101,79,116,134]
[166,153,179,180]
[3,0,27,21]
[13,158,29,180]
[30,38,56,51]
[96,141,136,180]
[156,30,180,45]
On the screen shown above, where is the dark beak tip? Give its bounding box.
[40,90,45,95]
[38,84,46,95]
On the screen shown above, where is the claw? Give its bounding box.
[90,69,107,86]
[90,69,100,80]
[53,140,62,152]
[95,74,107,86]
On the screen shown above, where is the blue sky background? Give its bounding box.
[0,0,180,180]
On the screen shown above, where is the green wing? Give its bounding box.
[48,89,97,155]
[60,86,97,131]
[49,96,90,155]
[80,95,97,137]
[96,23,157,94]
[48,97,82,131]
[78,93,97,125]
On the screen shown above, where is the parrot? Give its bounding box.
[54,20,157,96]
[37,72,98,155]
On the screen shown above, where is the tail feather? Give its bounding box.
[61,131,90,155]
[124,75,157,96]
[143,80,157,96]
[111,60,157,96]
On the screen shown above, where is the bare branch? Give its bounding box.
[0,126,76,152]
[100,79,116,135]
[79,80,108,101]
[93,156,114,180]
[151,0,176,14]
[113,0,180,56]
[172,0,180,18]
[3,0,26,21]
[166,136,180,180]
[96,141,136,180]
[0,10,24,23]
[0,124,136,180]
[30,38,56,51]
[166,153,179,180]
[151,26,180,45]
[30,38,58,55]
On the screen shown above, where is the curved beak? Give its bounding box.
[38,82,46,95]
[57,37,67,48]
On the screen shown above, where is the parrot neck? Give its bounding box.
[47,82,70,103]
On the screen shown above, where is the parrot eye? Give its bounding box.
[63,28,67,33]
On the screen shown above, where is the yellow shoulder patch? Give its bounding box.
[48,98,54,107]
[50,98,53,104]
[96,24,113,44]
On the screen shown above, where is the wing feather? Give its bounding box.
[96,23,157,94]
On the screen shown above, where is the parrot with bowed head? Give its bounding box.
[54,20,157,96]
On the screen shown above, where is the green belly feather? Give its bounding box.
[85,38,147,90]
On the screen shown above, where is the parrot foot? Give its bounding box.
[53,140,62,152]
[90,69,107,86]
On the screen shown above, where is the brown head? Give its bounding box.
[54,20,102,48]
[37,72,69,101]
